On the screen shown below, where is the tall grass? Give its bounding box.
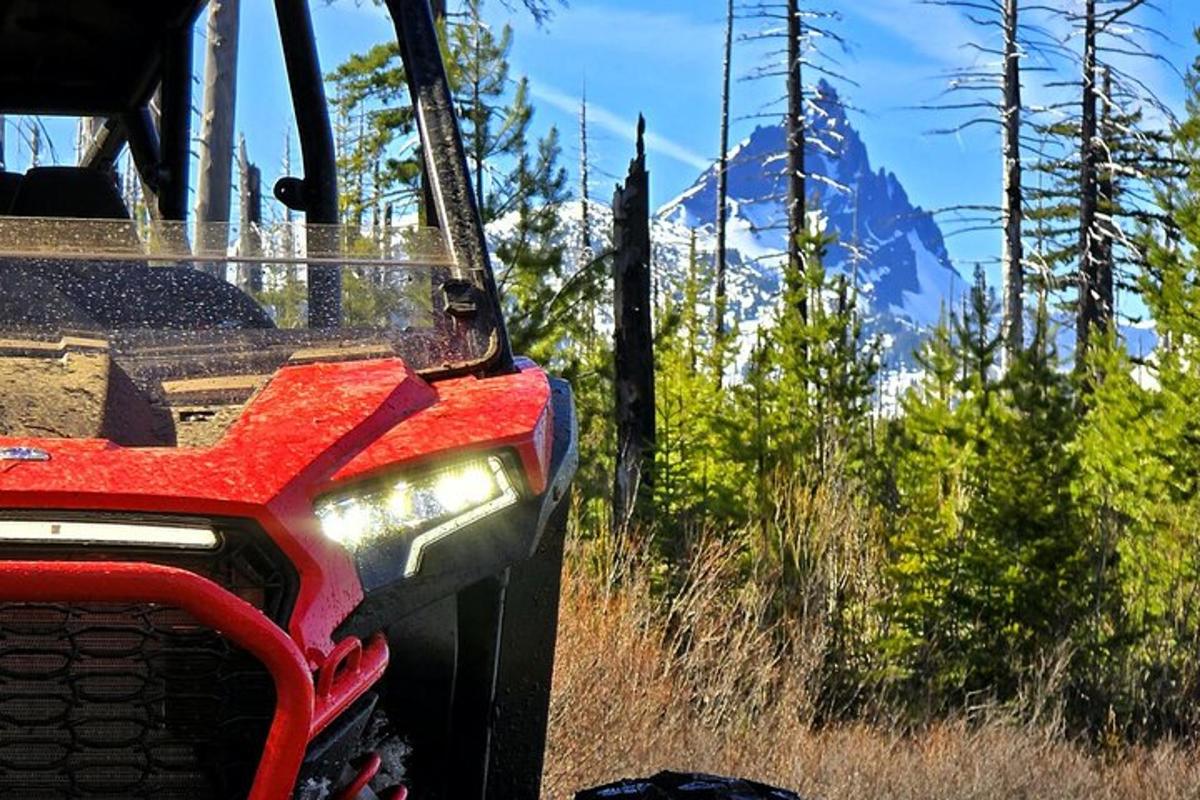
[543,492,1200,800]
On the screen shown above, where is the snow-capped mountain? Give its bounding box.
[657,80,963,362]
[490,81,963,368]
[491,81,1160,382]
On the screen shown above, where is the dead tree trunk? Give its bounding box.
[1076,0,1106,371]
[612,116,655,537]
[579,90,592,261]
[29,124,40,168]
[715,0,735,344]
[195,0,241,256]
[282,133,295,256]
[1000,0,1024,364]
[238,137,263,293]
[786,0,807,326]
[77,117,105,165]
[1097,66,1115,326]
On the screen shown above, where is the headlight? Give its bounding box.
[315,455,519,577]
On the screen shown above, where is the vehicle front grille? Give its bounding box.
[0,602,276,799]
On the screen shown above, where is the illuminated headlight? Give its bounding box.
[315,456,519,576]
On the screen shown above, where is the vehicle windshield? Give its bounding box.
[0,217,498,375]
[0,0,507,379]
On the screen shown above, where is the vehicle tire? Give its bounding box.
[575,772,804,799]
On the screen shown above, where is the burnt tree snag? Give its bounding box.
[1076,0,1110,373]
[238,137,263,293]
[786,0,807,331]
[715,0,734,346]
[196,0,242,265]
[1000,0,1024,364]
[612,116,655,537]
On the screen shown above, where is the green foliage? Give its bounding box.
[654,233,750,530]
[328,42,419,226]
[746,229,880,484]
[880,270,1085,709]
[329,0,551,227]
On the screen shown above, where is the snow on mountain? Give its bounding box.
[490,80,1161,383]
[657,80,964,364]
[489,82,963,369]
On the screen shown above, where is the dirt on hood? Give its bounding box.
[0,338,262,447]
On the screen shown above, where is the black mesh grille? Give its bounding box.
[162,526,295,622]
[0,602,276,799]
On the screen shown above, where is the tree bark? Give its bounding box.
[77,117,105,166]
[1076,0,1106,370]
[1000,0,1024,364]
[29,124,40,168]
[238,136,263,293]
[715,0,735,343]
[612,116,655,538]
[786,0,807,324]
[579,90,592,261]
[1097,66,1115,327]
[195,0,241,251]
[281,133,295,256]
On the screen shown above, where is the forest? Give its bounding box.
[329,1,1200,789]
[339,0,1200,756]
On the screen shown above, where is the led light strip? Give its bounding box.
[403,459,520,577]
[0,521,221,550]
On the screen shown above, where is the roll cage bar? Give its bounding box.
[11,0,514,374]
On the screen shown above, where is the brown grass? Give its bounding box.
[542,539,1200,800]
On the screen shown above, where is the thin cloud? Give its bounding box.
[845,0,980,68]
[531,81,711,172]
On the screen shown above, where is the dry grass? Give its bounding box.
[542,539,1200,800]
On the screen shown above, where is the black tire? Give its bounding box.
[575,772,803,799]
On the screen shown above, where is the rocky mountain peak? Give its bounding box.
[658,82,963,347]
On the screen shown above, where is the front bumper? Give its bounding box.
[0,560,338,800]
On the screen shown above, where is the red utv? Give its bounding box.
[0,1,574,797]
[0,2,803,798]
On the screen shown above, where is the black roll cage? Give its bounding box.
[68,0,514,373]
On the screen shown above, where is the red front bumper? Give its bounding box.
[0,560,351,799]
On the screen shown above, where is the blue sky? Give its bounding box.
[4,0,1198,280]
[498,0,1199,273]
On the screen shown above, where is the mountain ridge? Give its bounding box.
[655,81,964,361]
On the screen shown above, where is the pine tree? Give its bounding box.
[328,43,421,223]
[1024,2,1177,374]
[653,232,747,533]
[1084,34,1200,734]
[446,0,532,221]
[767,228,879,481]
[880,310,969,695]
[882,268,1088,709]
[495,128,586,364]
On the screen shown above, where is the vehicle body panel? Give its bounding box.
[0,359,554,661]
